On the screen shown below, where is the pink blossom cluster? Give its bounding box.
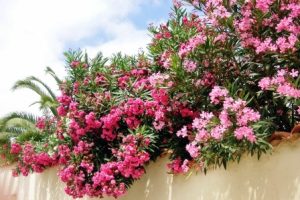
[154,24,172,40]
[36,117,46,130]
[148,73,170,88]
[175,86,260,163]
[56,84,172,143]
[99,96,170,141]
[167,158,190,174]
[117,68,151,91]
[183,60,197,72]
[181,14,204,30]
[258,69,300,99]
[118,75,130,89]
[159,50,172,69]
[112,135,150,179]
[256,0,274,13]
[204,0,231,26]
[57,144,71,164]
[73,141,94,156]
[13,143,57,176]
[173,0,182,8]
[54,80,173,198]
[234,0,300,54]
[58,135,150,198]
[100,108,122,141]
[195,72,216,87]
[209,86,228,104]
[179,33,207,58]
[57,93,72,116]
[10,143,22,154]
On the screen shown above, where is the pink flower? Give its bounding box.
[290,69,299,78]
[153,121,165,131]
[195,129,209,142]
[85,112,102,129]
[181,159,190,173]
[237,108,261,126]
[167,158,190,174]
[219,110,232,128]
[210,125,226,140]
[118,75,130,89]
[214,33,227,43]
[259,69,300,99]
[234,127,244,140]
[125,117,141,129]
[186,142,199,158]
[183,60,197,72]
[80,161,94,173]
[276,17,293,32]
[57,105,67,116]
[234,126,256,143]
[36,117,46,130]
[73,141,93,155]
[151,89,169,106]
[256,0,273,13]
[57,94,72,106]
[10,143,22,154]
[178,33,206,58]
[70,61,80,68]
[69,102,78,112]
[148,73,169,87]
[177,126,188,138]
[192,118,206,129]
[173,0,182,8]
[192,0,199,6]
[101,129,116,141]
[160,51,172,69]
[258,77,271,90]
[209,86,229,104]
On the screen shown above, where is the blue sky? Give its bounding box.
[71,1,172,49]
[68,2,172,53]
[0,0,173,117]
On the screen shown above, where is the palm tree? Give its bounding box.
[0,67,61,139]
[11,67,61,117]
[0,112,41,140]
[0,112,42,164]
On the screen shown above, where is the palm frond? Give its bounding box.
[12,79,52,100]
[0,112,39,140]
[45,66,62,85]
[4,118,36,130]
[25,76,57,100]
[3,127,27,134]
[0,112,37,125]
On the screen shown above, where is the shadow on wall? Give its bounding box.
[2,141,300,200]
[120,141,300,200]
[17,167,74,200]
[0,165,18,200]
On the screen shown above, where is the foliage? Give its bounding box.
[0,67,61,165]
[2,0,300,199]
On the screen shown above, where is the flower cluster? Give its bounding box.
[234,0,300,54]
[172,86,261,172]
[7,0,300,199]
[12,143,57,176]
[58,133,152,199]
[259,69,300,99]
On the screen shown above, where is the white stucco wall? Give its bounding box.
[1,140,300,200]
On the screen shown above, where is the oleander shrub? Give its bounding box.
[4,0,300,199]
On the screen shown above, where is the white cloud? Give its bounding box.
[0,0,160,117]
[85,22,150,57]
